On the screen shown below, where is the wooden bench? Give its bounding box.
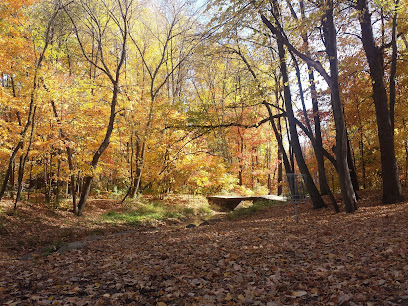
[207,195,286,211]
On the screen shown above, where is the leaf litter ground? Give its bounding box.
[1,189,408,305]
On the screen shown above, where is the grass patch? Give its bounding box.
[227,199,280,219]
[101,196,213,226]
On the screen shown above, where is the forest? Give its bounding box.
[1,0,408,213]
[1,0,408,304]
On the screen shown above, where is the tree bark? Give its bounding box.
[277,139,283,196]
[356,103,367,189]
[238,130,244,186]
[309,72,331,195]
[357,0,403,203]
[263,102,294,189]
[14,107,36,209]
[403,119,408,186]
[277,39,327,209]
[294,0,331,196]
[50,100,77,213]
[322,0,357,212]
[130,141,145,198]
[77,83,120,215]
[389,0,399,133]
[347,133,360,199]
[291,53,339,212]
[67,147,77,214]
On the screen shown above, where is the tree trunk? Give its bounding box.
[405,141,408,187]
[77,175,92,215]
[389,0,399,133]
[323,0,357,212]
[67,147,77,214]
[357,0,403,203]
[309,72,331,196]
[297,0,331,196]
[277,39,327,209]
[238,130,244,186]
[55,158,61,202]
[347,134,360,199]
[277,143,283,196]
[130,141,145,198]
[28,163,33,201]
[403,119,408,186]
[50,100,77,212]
[0,126,31,201]
[291,53,339,212]
[77,83,120,215]
[0,114,35,201]
[356,103,367,189]
[47,154,53,203]
[266,144,272,193]
[10,161,16,199]
[121,131,135,203]
[14,107,36,209]
[263,102,294,192]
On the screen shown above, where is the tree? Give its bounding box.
[276,35,327,209]
[290,0,333,197]
[64,0,132,215]
[257,0,357,212]
[122,1,199,199]
[355,0,403,204]
[0,1,61,203]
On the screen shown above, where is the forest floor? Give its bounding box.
[0,194,213,261]
[1,189,408,305]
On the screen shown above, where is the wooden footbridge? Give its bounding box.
[207,195,286,211]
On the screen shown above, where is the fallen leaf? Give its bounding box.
[292,291,307,297]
